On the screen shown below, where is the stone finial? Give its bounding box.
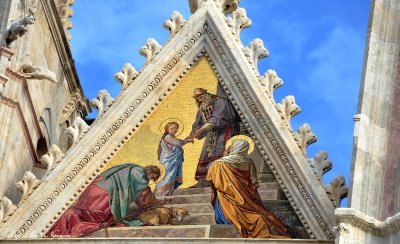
[114,63,139,90]
[140,38,163,64]
[0,197,17,223]
[242,38,269,75]
[163,11,187,40]
[325,176,348,208]
[90,89,115,118]
[308,151,332,181]
[5,15,35,47]
[59,92,82,124]
[276,95,301,129]
[259,69,283,100]
[15,172,41,204]
[188,0,240,15]
[65,116,90,143]
[295,123,317,154]
[18,64,57,83]
[226,7,251,39]
[40,144,65,176]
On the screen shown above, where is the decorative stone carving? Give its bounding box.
[5,15,35,47]
[332,223,350,237]
[242,38,269,75]
[18,64,57,83]
[226,7,251,39]
[325,176,348,208]
[188,0,240,15]
[295,123,317,154]
[15,172,41,204]
[140,38,163,64]
[276,95,301,129]
[163,11,187,40]
[259,69,283,101]
[59,92,83,124]
[308,151,332,181]
[58,0,75,41]
[40,144,65,176]
[90,89,115,117]
[114,63,139,90]
[0,197,17,223]
[65,116,90,143]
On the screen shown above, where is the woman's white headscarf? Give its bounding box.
[218,139,259,186]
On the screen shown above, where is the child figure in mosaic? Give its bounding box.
[154,121,193,196]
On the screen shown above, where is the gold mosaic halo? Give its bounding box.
[225,135,255,154]
[159,118,185,136]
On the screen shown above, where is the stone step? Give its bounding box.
[173,182,283,195]
[91,225,323,241]
[164,200,293,215]
[174,213,215,225]
[164,203,213,214]
[162,189,285,204]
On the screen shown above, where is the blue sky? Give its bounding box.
[69,1,371,207]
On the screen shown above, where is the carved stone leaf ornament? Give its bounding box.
[40,144,65,176]
[0,197,17,223]
[15,172,41,204]
[259,69,283,101]
[114,63,139,90]
[325,176,348,208]
[226,7,251,39]
[308,151,332,181]
[242,38,269,75]
[18,63,57,83]
[295,123,317,154]
[276,95,301,129]
[163,11,187,40]
[90,89,115,118]
[64,116,90,143]
[140,38,163,64]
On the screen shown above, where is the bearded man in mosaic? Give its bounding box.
[188,88,241,187]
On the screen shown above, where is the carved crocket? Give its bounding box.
[308,151,332,181]
[276,95,301,129]
[140,38,163,64]
[90,89,115,117]
[325,176,348,208]
[15,172,41,204]
[243,38,269,74]
[40,144,65,176]
[65,117,90,143]
[295,123,317,154]
[114,63,139,90]
[163,11,187,40]
[259,69,283,100]
[226,7,252,39]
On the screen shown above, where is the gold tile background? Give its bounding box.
[105,58,218,189]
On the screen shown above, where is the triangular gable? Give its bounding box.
[0,2,335,239]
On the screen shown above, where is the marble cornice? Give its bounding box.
[335,208,400,236]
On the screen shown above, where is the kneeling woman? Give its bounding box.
[206,136,291,238]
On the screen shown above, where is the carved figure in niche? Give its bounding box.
[46,163,167,238]
[5,15,35,47]
[154,121,194,196]
[206,136,291,238]
[136,206,189,226]
[187,88,241,187]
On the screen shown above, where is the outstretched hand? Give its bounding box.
[157,198,171,205]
